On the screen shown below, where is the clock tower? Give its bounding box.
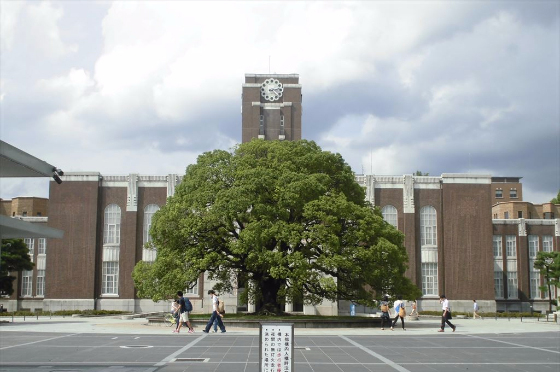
[241,74,302,143]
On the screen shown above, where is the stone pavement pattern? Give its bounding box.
[1,316,559,371]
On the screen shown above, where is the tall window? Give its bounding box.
[24,238,34,257]
[21,270,32,297]
[37,269,45,297]
[495,189,503,198]
[510,189,517,198]
[507,271,518,299]
[420,206,438,296]
[143,204,160,262]
[38,238,46,255]
[506,236,516,257]
[494,271,504,298]
[420,206,437,246]
[493,236,502,258]
[421,263,438,296]
[381,205,398,228]
[528,235,540,299]
[102,262,119,295]
[103,204,121,295]
[543,236,553,252]
[103,204,121,244]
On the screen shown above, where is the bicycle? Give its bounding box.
[164,312,176,327]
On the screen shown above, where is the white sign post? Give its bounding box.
[259,322,294,372]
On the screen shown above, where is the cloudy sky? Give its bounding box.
[1,1,559,203]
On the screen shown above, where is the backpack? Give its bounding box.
[185,298,193,312]
[217,299,225,314]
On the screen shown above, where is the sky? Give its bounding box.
[0,0,559,204]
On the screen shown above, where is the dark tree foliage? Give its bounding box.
[1,239,34,296]
[133,140,421,313]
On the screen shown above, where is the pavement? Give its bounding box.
[0,314,558,335]
[1,315,559,372]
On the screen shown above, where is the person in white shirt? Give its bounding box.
[203,290,226,333]
[438,294,456,332]
[390,296,406,331]
[473,299,483,319]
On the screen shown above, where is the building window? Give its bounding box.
[517,211,523,218]
[528,235,538,258]
[280,115,285,135]
[420,206,437,246]
[495,189,503,198]
[24,238,34,257]
[22,211,27,217]
[421,262,438,296]
[510,189,517,198]
[102,261,119,295]
[259,115,264,135]
[506,235,516,257]
[493,235,502,258]
[543,236,553,252]
[494,271,504,298]
[507,271,518,299]
[529,270,541,299]
[37,269,45,297]
[38,238,46,255]
[544,212,554,219]
[21,270,32,297]
[504,211,509,219]
[381,205,398,228]
[143,204,160,262]
[185,280,199,296]
[103,204,121,244]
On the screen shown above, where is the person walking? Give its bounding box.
[390,296,406,331]
[203,290,226,333]
[379,296,391,330]
[175,291,194,334]
[409,300,418,317]
[473,299,483,319]
[171,299,181,332]
[438,294,456,332]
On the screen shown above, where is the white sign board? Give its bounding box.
[259,322,294,372]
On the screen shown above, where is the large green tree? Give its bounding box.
[133,140,420,313]
[551,190,560,204]
[533,251,560,312]
[1,239,34,296]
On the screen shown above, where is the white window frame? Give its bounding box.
[543,236,553,252]
[36,269,45,297]
[21,270,33,297]
[102,261,119,295]
[506,235,516,257]
[381,205,398,228]
[420,206,437,247]
[528,235,539,258]
[507,271,518,299]
[38,238,46,255]
[421,262,438,296]
[24,238,34,257]
[142,204,160,262]
[185,280,199,296]
[529,270,541,299]
[103,204,121,245]
[493,235,502,258]
[494,270,504,299]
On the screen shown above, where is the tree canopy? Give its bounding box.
[1,239,34,296]
[133,140,420,313]
[551,190,560,204]
[533,251,560,312]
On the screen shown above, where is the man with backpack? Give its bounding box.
[174,291,194,334]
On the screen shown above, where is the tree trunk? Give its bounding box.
[257,277,284,315]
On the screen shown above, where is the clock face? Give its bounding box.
[260,78,283,101]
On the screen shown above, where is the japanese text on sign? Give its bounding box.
[260,323,293,372]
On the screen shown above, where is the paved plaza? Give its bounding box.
[1,315,559,371]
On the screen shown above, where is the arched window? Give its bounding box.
[103,204,121,245]
[420,206,438,296]
[420,206,437,246]
[143,204,160,262]
[381,205,398,228]
[143,204,160,244]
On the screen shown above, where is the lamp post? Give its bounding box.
[545,257,553,313]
